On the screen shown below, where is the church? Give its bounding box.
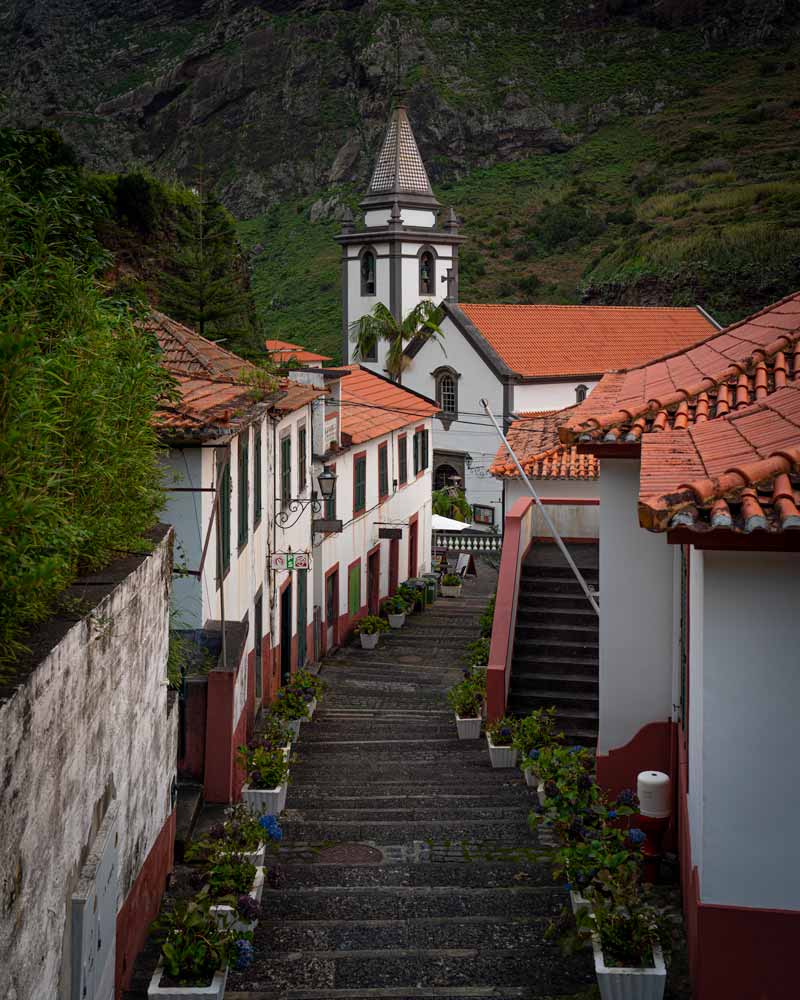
[337,97,719,525]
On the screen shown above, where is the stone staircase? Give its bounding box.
[225,573,594,999]
[507,546,599,747]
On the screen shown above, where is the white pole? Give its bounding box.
[480,399,599,616]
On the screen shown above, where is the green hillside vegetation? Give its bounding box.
[242,45,800,359]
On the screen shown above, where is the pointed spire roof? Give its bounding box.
[362,95,440,212]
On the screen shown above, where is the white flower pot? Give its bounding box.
[593,934,666,1000]
[281,744,291,761]
[441,584,462,597]
[487,736,518,769]
[387,613,405,629]
[211,866,265,933]
[148,964,227,998]
[306,696,317,718]
[243,842,265,866]
[286,718,302,740]
[455,714,482,739]
[537,781,546,806]
[360,632,380,649]
[242,782,286,817]
[523,766,539,787]
[570,889,590,915]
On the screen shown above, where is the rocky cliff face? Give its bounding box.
[3,0,797,217]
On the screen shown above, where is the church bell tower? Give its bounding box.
[336,96,465,369]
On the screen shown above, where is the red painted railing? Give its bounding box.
[486,497,535,720]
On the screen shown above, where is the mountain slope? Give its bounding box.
[3,1,799,358]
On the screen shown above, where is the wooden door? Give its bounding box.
[389,538,399,595]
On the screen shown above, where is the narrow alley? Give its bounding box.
[226,564,594,999]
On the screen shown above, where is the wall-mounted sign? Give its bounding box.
[270,552,311,572]
[378,527,403,540]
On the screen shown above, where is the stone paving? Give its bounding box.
[226,566,596,999]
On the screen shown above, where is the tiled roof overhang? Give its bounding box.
[339,365,439,444]
[557,292,800,538]
[489,409,599,481]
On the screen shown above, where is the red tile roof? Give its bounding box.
[489,409,599,481]
[458,303,716,378]
[339,366,439,444]
[145,312,322,439]
[556,292,800,535]
[266,339,332,364]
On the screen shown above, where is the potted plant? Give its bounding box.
[288,668,324,718]
[446,679,483,739]
[188,804,267,867]
[270,686,310,739]
[440,572,463,598]
[382,595,407,629]
[353,614,389,649]
[485,716,518,768]
[148,889,253,998]
[398,581,423,612]
[513,707,561,787]
[574,874,668,1000]
[238,745,290,816]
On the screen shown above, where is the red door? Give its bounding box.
[408,520,418,578]
[389,538,399,595]
[368,550,381,616]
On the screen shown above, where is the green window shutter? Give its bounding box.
[422,429,429,470]
[354,455,366,512]
[413,432,419,475]
[298,426,307,492]
[238,434,249,546]
[253,430,262,525]
[398,438,407,485]
[218,463,231,577]
[379,444,388,497]
[348,562,361,617]
[281,435,291,506]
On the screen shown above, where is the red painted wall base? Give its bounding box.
[115,809,176,997]
[596,719,675,801]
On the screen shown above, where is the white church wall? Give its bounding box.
[364,208,436,228]
[513,379,600,413]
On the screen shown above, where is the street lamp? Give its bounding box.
[276,469,338,529]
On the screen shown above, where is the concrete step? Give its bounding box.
[517,588,594,609]
[272,861,554,890]
[277,818,537,846]
[506,689,598,714]
[514,621,598,642]
[509,670,598,691]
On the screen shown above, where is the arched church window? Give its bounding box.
[419,250,435,295]
[575,384,588,403]
[437,373,456,415]
[361,250,376,297]
[435,464,460,491]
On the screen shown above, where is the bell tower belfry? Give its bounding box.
[336,96,465,368]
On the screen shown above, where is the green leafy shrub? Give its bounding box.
[236,745,290,789]
[463,636,490,667]
[0,127,167,667]
[513,707,562,759]
[447,680,482,718]
[270,686,310,722]
[354,614,390,635]
[441,573,462,587]
[479,594,496,638]
[486,716,517,745]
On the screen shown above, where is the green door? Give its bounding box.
[297,569,307,667]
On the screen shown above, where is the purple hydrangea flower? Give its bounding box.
[577,773,593,790]
[500,727,511,738]
[607,809,618,820]
[259,815,283,840]
[236,894,262,921]
[234,939,254,970]
[570,745,583,754]
[544,780,558,798]
[628,828,647,845]
[617,788,635,806]
[528,748,540,760]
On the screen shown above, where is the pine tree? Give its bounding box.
[159,181,259,354]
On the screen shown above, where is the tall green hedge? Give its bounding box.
[0,129,168,666]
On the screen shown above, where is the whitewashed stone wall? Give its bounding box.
[0,527,178,1000]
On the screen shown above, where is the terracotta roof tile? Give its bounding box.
[458,303,716,378]
[489,408,599,481]
[271,380,328,414]
[339,366,438,444]
[145,311,252,380]
[265,340,332,364]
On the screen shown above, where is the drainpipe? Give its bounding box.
[481,399,599,616]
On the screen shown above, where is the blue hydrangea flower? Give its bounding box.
[617,788,635,806]
[528,748,540,760]
[500,727,511,738]
[259,815,283,840]
[234,939,255,970]
[628,828,647,845]
[570,745,583,754]
[564,882,572,891]
[607,809,617,820]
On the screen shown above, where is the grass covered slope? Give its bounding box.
[243,46,800,359]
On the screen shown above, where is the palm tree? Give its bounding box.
[350,301,444,381]
[432,488,472,523]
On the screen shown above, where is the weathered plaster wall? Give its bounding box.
[504,479,599,539]
[0,529,178,1000]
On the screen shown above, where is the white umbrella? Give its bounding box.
[432,514,471,532]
